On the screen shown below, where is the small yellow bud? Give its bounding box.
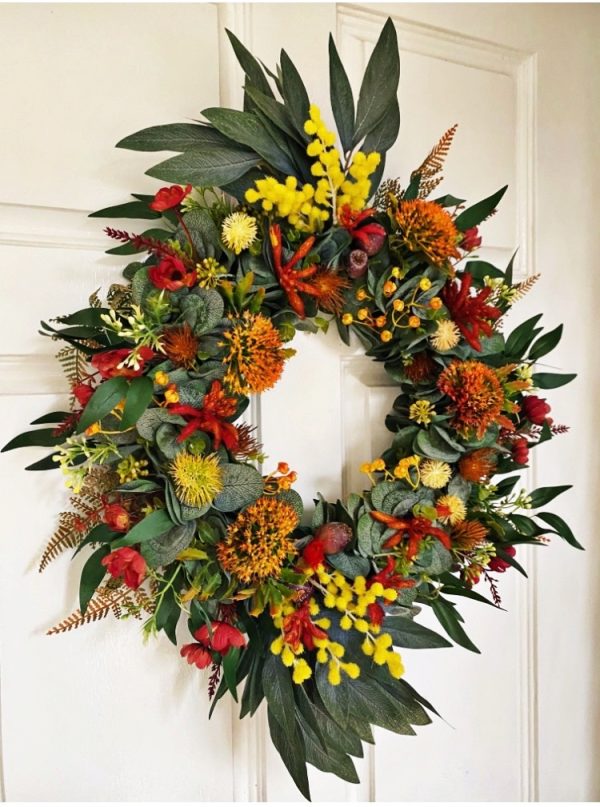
[328,661,342,686]
[341,313,353,326]
[354,619,369,633]
[408,315,421,329]
[340,615,352,630]
[383,588,398,601]
[391,266,401,278]
[85,422,101,437]
[419,277,432,291]
[281,646,295,667]
[430,297,443,310]
[316,648,328,664]
[393,299,405,312]
[370,582,384,597]
[357,307,369,321]
[154,370,170,385]
[383,280,396,297]
[343,662,361,679]
[292,658,312,684]
[356,288,368,301]
[270,636,283,655]
[380,330,393,343]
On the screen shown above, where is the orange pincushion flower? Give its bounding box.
[437,360,505,438]
[310,270,350,314]
[459,448,498,482]
[222,311,288,395]
[162,323,199,369]
[216,496,298,584]
[452,520,489,550]
[395,199,460,265]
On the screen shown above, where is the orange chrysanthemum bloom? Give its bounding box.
[216,496,298,584]
[162,323,199,369]
[395,199,461,265]
[222,312,288,395]
[452,520,489,550]
[459,448,498,482]
[311,270,350,314]
[437,360,505,438]
[404,352,437,383]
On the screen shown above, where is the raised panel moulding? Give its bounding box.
[338,4,536,283]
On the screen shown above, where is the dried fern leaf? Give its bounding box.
[374,177,403,211]
[511,273,540,302]
[88,288,102,308]
[411,124,458,198]
[47,582,157,635]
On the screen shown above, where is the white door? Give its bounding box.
[1,2,598,802]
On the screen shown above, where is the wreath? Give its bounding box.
[3,18,579,799]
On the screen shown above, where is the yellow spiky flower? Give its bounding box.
[420,459,452,489]
[436,494,467,526]
[430,319,461,351]
[216,496,298,584]
[170,452,223,508]
[221,212,258,255]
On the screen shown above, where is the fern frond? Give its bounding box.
[39,512,89,572]
[47,582,157,635]
[88,288,102,308]
[374,177,403,211]
[412,124,458,198]
[107,283,132,311]
[511,273,540,303]
[56,345,90,388]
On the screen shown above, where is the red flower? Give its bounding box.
[148,256,197,291]
[281,603,328,652]
[103,504,130,533]
[338,205,386,256]
[150,184,192,212]
[301,522,352,569]
[521,395,551,425]
[370,511,450,560]
[168,380,239,451]
[367,602,385,627]
[91,346,154,379]
[195,621,246,654]
[442,272,501,351]
[460,227,482,252]
[488,545,516,573]
[180,643,213,669]
[72,382,94,407]
[368,555,415,592]
[269,224,319,319]
[511,437,529,465]
[101,547,146,590]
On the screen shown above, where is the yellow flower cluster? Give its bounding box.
[394,455,421,486]
[315,567,404,682]
[245,176,328,233]
[409,400,436,425]
[117,455,149,484]
[243,106,381,232]
[305,105,381,212]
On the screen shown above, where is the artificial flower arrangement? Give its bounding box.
[3,19,579,799]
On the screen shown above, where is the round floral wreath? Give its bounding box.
[5,19,579,799]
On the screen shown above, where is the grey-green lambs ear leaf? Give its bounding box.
[213,464,264,512]
[182,288,225,335]
[141,522,195,567]
[136,408,186,441]
[176,209,221,260]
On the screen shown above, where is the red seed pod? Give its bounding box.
[313,522,353,554]
[347,249,369,278]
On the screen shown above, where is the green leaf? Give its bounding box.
[89,200,161,220]
[267,707,310,801]
[202,108,296,175]
[213,463,264,512]
[315,663,351,729]
[155,584,180,644]
[528,324,563,361]
[353,18,400,145]
[537,511,584,550]
[72,524,118,558]
[113,509,175,548]
[280,49,311,140]
[30,411,70,425]
[383,615,452,649]
[120,377,154,431]
[454,185,508,231]
[141,522,195,567]
[25,454,60,471]
[2,428,65,452]
[263,654,296,738]
[135,408,185,441]
[181,287,224,335]
[531,372,576,389]
[504,314,543,359]
[328,34,355,153]
[244,85,301,144]
[226,29,275,99]
[222,646,241,701]
[466,260,504,281]
[79,546,109,614]
[328,552,371,579]
[529,484,572,508]
[414,428,461,462]
[431,597,480,653]
[77,377,129,433]
[299,716,359,784]
[362,97,400,154]
[116,123,228,152]
[146,147,260,188]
